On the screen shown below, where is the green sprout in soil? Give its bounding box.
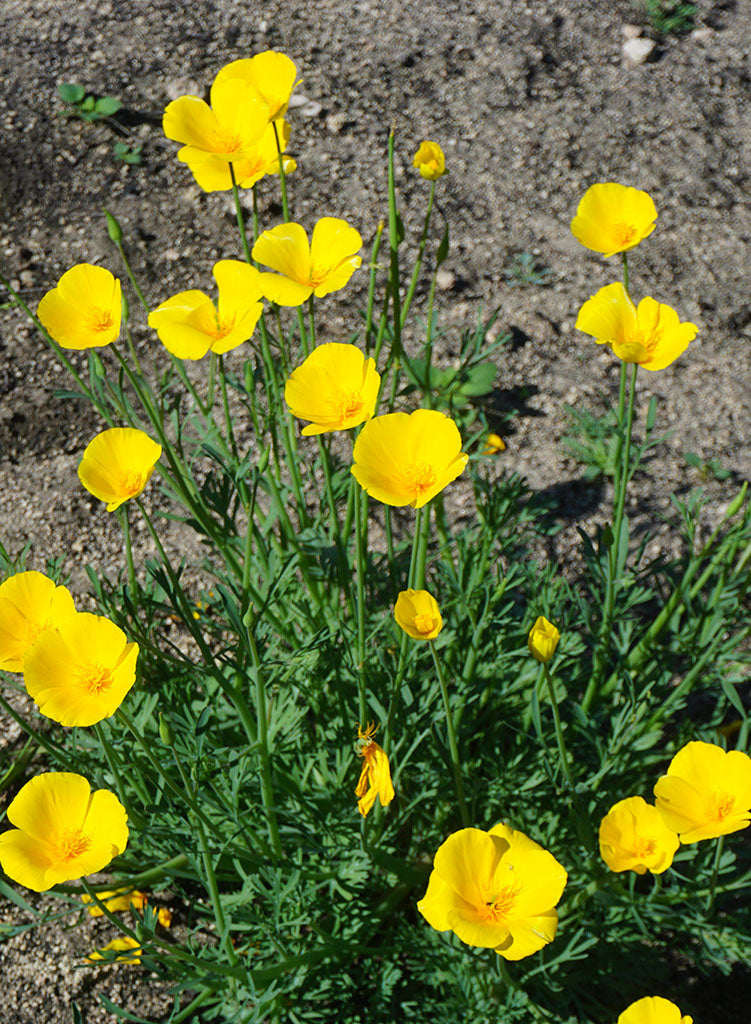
[504,251,551,287]
[643,0,697,36]
[57,82,123,122]
[684,451,733,482]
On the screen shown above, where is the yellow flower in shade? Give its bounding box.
[148,261,264,359]
[37,264,121,350]
[483,432,506,455]
[394,589,443,640]
[0,571,76,672]
[78,428,162,512]
[81,888,147,917]
[527,616,560,663]
[86,936,142,965]
[252,218,363,307]
[418,824,567,961]
[157,907,173,928]
[213,50,300,121]
[653,741,751,843]
[351,409,468,508]
[355,723,395,817]
[575,283,697,372]
[0,772,128,892]
[599,796,680,875]
[23,612,139,727]
[163,77,270,166]
[617,996,693,1024]
[412,140,447,181]
[177,119,296,193]
[284,343,380,435]
[571,183,657,257]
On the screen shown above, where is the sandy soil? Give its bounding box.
[0,0,750,1020]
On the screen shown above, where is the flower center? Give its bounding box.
[54,828,92,862]
[482,885,518,922]
[414,613,435,635]
[613,222,637,248]
[85,307,115,334]
[214,129,244,155]
[79,663,115,695]
[709,791,735,821]
[333,390,364,423]
[403,462,438,499]
[210,312,236,341]
[632,837,657,860]
[116,470,146,498]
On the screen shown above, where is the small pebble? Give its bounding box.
[621,23,642,40]
[622,37,656,65]
[436,269,455,292]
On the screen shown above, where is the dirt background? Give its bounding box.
[0,0,750,1021]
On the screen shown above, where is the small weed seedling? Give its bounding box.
[57,82,122,122]
[684,451,733,482]
[643,0,697,35]
[504,251,551,287]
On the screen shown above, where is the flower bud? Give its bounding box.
[527,616,560,663]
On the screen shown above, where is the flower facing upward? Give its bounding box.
[571,183,657,257]
[163,76,270,165]
[617,996,693,1024]
[0,772,128,892]
[284,343,380,435]
[78,428,162,512]
[148,261,264,359]
[213,50,300,121]
[351,409,468,508]
[394,589,443,640]
[252,218,363,306]
[86,936,142,965]
[0,571,76,672]
[179,118,296,192]
[23,612,139,727]
[37,264,121,350]
[355,723,395,817]
[81,888,147,917]
[599,796,680,875]
[413,140,447,180]
[653,740,751,843]
[527,616,560,663]
[576,283,697,371]
[418,824,567,961]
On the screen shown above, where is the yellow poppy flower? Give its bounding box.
[417,823,567,961]
[483,432,506,455]
[598,796,680,875]
[0,571,76,673]
[284,343,380,435]
[527,616,560,663]
[0,772,128,892]
[23,611,139,727]
[575,283,697,371]
[654,741,751,843]
[351,409,468,508]
[412,140,447,180]
[394,589,443,640]
[571,183,657,257]
[37,264,121,350]
[81,888,147,917]
[163,77,270,166]
[213,50,300,121]
[252,218,362,307]
[617,996,693,1024]
[78,428,162,512]
[355,723,395,817]
[178,119,296,193]
[86,936,142,965]
[148,260,264,359]
[157,907,173,928]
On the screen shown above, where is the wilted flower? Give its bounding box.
[213,50,300,121]
[654,740,751,843]
[571,183,657,257]
[86,936,142,965]
[527,616,560,663]
[78,428,162,512]
[148,260,264,358]
[394,589,443,640]
[252,218,362,306]
[483,433,506,455]
[599,796,680,875]
[418,823,567,961]
[355,723,395,817]
[284,343,380,435]
[23,611,139,727]
[163,77,270,168]
[617,996,693,1024]
[0,571,76,672]
[575,283,697,371]
[37,264,121,350]
[0,772,128,892]
[412,140,447,180]
[351,409,468,508]
[81,888,146,917]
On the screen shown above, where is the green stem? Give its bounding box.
[430,640,470,826]
[706,834,725,913]
[117,504,138,617]
[543,664,574,791]
[230,164,252,263]
[400,181,436,327]
[219,354,238,459]
[354,483,368,724]
[364,222,385,357]
[93,721,143,824]
[114,240,150,314]
[244,611,283,858]
[622,251,630,295]
[272,120,290,222]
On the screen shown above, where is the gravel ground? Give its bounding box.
[1,0,750,1020]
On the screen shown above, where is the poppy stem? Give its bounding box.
[230,165,252,264]
[354,484,368,725]
[117,503,138,618]
[430,639,470,827]
[364,221,386,357]
[543,664,574,792]
[400,180,435,328]
[706,834,725,913]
